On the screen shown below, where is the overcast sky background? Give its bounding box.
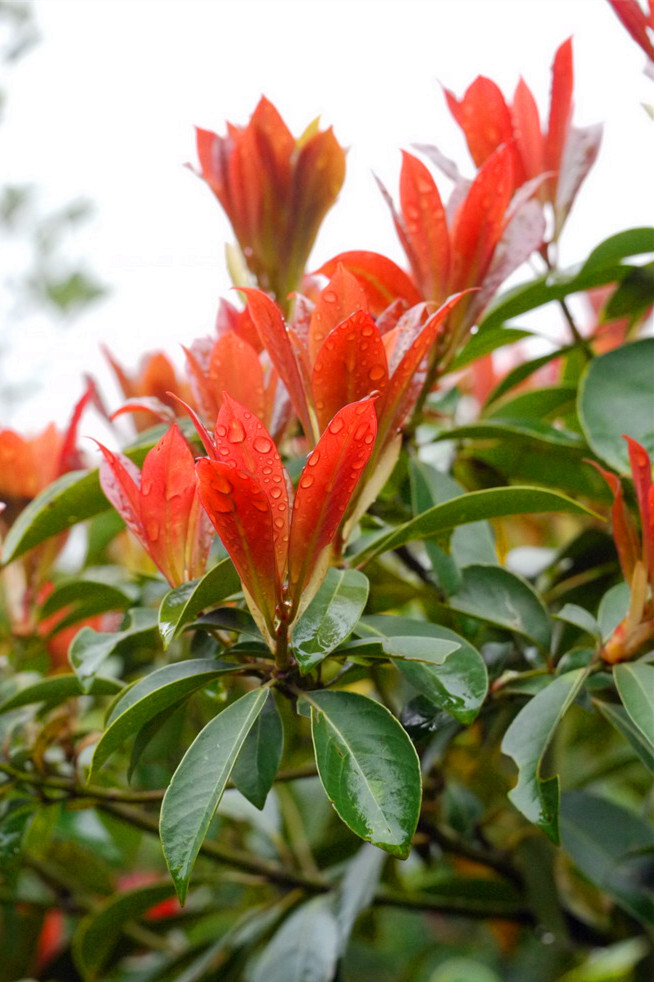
[1,0,652,432]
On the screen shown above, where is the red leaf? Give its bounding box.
[588,458,641,585]
[376,294,465,444]
[208,333,266,422]
[625,435,653,575]
[213,394,290,581]
[444,77,518,175]
[308,265,370,363]
[287,399,377,602]
[511,78,544,183]
[311,310,389,432]
[545,38,574,198]
[315,251,422,314]
[196,458,279,629]
[242,288,314,439]
[96,444,146,547]
[398,151,450,301]
[449,144,514,294]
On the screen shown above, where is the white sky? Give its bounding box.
[1,0,652,432]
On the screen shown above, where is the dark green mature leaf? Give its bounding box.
[485,345,578,407]
[39,577,136,632]
[72,881,178,981]
[158,558,241,648]
[350,487,597,567]
[334,844,385,956]
[0,674,122,714]
[596,701,654,775]
[614,663,654,750]
[250,896,339,982]
[441,419,583,449]
[357,615,488,723]
[292,568,369,672]
[603,262,654,321]
[479,227,654,332]
[555,604,601,641]
[484,385,577,422]
[578,339,654,472]
[231,694,284,810]
[0,800,35,870]
[0,443,152,566]
[160,687,270,903]
[448,564,552,649]
[502,669,586,843]
[89,658,239,779]
[303,689,421,858]
[69,608,159,693]
[560,791,654,926]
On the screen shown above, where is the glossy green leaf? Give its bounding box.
[0,442,152,566]
[158,558,241,648]
[350,487,597,567]
[90,658,238,779]
[334,844,385,956]
[598,583,630,642]
[485,344,578,407]
[72,881,178,981]
[578,339,654,472]
[231,694,284,809]
[555,604,601,641]
[596,701,654,775]
[69,608,159,693]
[614,663,654,750]
[0,800,35,870]
[291,568,370,672]
[160,686,269,903]
[250,896,339,982]
[560,790,654,926]
[448,564,552,649]
[501,669,586,842]
[603,262,654,321]
[39,577,136,632]
[357,615,488,723]
[479,226,654,332]
[450,327,534,371]
[485,385,577,422]
[0,674,122,715]
[442,419,583,449]
[303,689,421,858]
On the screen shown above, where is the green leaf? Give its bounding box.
[603,262,654,321]
[448,564,552,649]
[0,442,153,566]
[614,663,654,750]
[231,694,283,810]
[350,487,597,567]
[578,338,654,472]
[70,608,159,693]
[160,686,270,903]
[291,568,370,672]
[595,701,654,774]
[485,345,578,407]
[558,938,650,982]
[89,658,238,780]
[479,227,654,332]
[250,896,339,982]
[450,327,534,371]
[484,385,577,422]
[560,790,654,926]
[334,844,385,956]
[356,615,488,724]
[0,800,35,870]
[0,674,122,714]
[501,669,586,842]
[158,558,242,649]
[597,583,630,642]
[38,577,136,635]
[72,881,178,982]
[303,689,421,858]
[555,604,601,641]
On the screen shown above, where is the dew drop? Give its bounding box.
[361,323,374,337]
[270,486,282,499]
[213,495,235,513]
[253,435,272,453]
[328,417,344,435]
[300,473,314,489]
[251,496,268,513]
[146,519,159,541]
[307,450,320,467]
[274,517,285,529]
[323,289,337,303]
[213,474,233,494]
[368,365,386,382]
[141,479,154,496]
[215,424,227,438]
[262,466,273,475]
[228,419,246,443]
[364,433,374,445]
[354,422,370,440]
[219,447,229,457]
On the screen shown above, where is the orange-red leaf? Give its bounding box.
[287,399,377,600]
[213,394,290,581]
[625,435,653,576]
[196,458,279,629]
[308,265,369,363]
[398,151,450,301]
[545,38,574,196]
[312,310,389,432]
[315,251,422,314]
[444,77,517,173]
[512,78,544,183]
